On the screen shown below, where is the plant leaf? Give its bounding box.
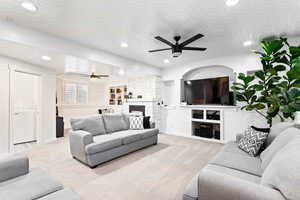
[274,65,286,71]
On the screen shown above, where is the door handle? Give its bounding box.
[14,112,20,115]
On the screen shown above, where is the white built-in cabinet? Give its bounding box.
[160,105,268,143]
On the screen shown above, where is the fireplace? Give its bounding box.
[129,105,145,116]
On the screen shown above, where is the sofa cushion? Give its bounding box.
[260,127,300,171]
[102,113,128,133]
[112,130,143,144]
[139,129,159,139]
[207,164,261,183]
[86,135,123,154]
[70,115,106,136]
[0,168,63,200]
[38,188,81,200]
[222,141,253,156]
[266,122,294,147]
[261,137,300,200]
[238,127,269,156]
[115,129,158,140]
[209,142,263,176]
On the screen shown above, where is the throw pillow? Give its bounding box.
[238,127,269,157]
[261,137,300,200]
[102,113,128,133]
[129,116,144,130]
[143,116,151,129]
[251,126,270,133]
[260,127,300,170]
[70,115,106,136]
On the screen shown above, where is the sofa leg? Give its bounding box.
[90,165,98,169]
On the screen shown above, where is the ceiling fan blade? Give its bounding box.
[96,75,109,77]
[182,47,207,51]
[149,48,172,53]
[154,36,174,47]
[180,34,204,47]
[65,72,90,77]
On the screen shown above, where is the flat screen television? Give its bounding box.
[184,76,230,105]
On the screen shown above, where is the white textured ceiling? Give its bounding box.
[0,0,299,68]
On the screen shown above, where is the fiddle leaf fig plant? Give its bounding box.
[232,38,300,126]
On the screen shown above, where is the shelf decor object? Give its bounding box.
[109,85,127,105]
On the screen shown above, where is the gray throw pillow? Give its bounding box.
[102,113,128,133]
[266,122,294,147]
[70,115,106,136]
[261,137,300,200]
[238,127,269,157]
[260,127,300,171]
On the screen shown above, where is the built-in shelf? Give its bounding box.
[191,108,224,141]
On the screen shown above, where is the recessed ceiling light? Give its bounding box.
[163,59,170,64]
[118,69,125,75]
[21,1,38,12]
[41,56,51,61]
[226,0,239,7]
[120,42,128,48]
[243,40,252,47]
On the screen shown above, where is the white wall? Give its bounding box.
[0,55,56,154]
[57,78,107,128]
[58,75,162,128]
[160,54,269,141]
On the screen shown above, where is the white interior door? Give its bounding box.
[12,71,40,145]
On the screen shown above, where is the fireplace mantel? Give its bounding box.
[123,100,160,128]
[125,99,157,103]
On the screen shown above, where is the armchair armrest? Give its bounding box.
[69,130,93,163]
[198,168,284,200]
[0,154,29,182]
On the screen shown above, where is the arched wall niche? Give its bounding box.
[180,65,235,103]
[182,65,235,81]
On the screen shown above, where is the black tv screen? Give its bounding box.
[184,76,230,105]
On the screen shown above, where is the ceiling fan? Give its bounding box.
[149,33,207,57]
[64,72,109,80]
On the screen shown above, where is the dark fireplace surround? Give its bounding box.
[129,105,145,116]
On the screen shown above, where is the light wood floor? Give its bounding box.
[26,134,223,200]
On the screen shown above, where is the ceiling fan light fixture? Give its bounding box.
[173,52,182,58]
[89,73,98,81]
[226,0,239,7]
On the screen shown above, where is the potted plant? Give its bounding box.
[232,38,300,126]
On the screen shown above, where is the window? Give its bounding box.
[63,82,88,105]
